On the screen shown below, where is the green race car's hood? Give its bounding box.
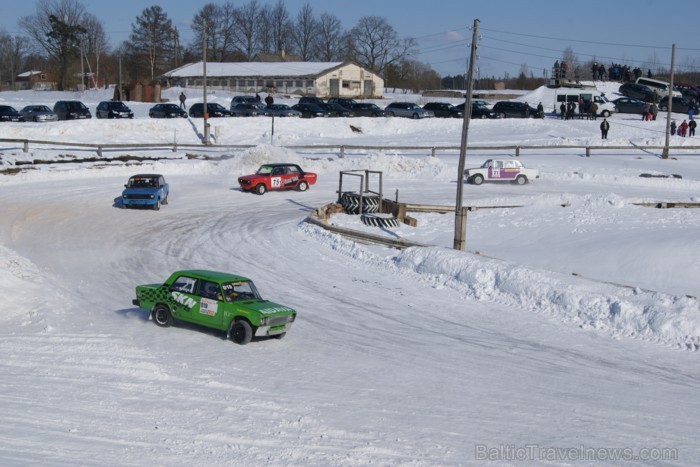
[237,299,295,315]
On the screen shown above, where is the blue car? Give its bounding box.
[121,174,169,210]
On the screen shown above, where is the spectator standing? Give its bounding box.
[671,120,677,135]
[179,92,186,109]
[523,102,530,118]
[678,120,688,137]
[537,102,544,118]
[560,102,566,120]
[689,119,697,137]
[688,108,694,121]
[642,102,650,121]
[651,103,658,121]
[590,102,598,120]
[600,118,610,139]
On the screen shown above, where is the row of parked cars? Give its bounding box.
[616,78,699,114]
[0,100,135,122]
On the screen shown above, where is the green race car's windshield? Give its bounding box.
[221,281,262,302]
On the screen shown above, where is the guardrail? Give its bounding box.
[1,137,700,159]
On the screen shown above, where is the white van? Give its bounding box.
[555,91,616,117]
[635,77,681,98]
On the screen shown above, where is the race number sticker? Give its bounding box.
[199,298,218,316]
[271,177,282,188]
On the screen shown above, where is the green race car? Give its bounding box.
[133,270,296,345]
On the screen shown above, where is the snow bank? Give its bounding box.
[301,223,700,351]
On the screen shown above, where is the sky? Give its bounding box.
[0,83,699,464]
[1,1,699,82]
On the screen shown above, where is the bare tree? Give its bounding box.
[233,0,260,60]
[255,4,274,54]
[0,33,29,89]
[19,0,88,90]
[126,5,176,81]
[191,2,240,61]
[290,3,316,61]
[81,13,109,88]
[270,0,291,55]
[348,16,416,77]
[314,13,344,62]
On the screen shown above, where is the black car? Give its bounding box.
[298,96,325,105]
[0,105,25,122]
[189,103,233,118]
[96,100,134,119]
[291,103,332,118]
[618,82,656,102]
[491,101,541,118]
[454,102,501,119]
[327,97,359,109]
[53,100,92,120]
[423,102,463,118]
[149,103,188,118]
[348,103,387,117]
[318,102,354,117]
[612,97,646,114]
[658,96,698,114]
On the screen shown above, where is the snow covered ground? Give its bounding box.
[1,83,699,466]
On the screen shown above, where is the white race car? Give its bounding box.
[464,159,539,185]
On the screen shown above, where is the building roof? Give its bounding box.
[16,71,44,78]
[164,61,346,79]
[253,52,304,62]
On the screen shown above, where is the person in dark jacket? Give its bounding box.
[179,92,186,109]
[689,119,697,137]
[537,102,544,118]
[600,118,610,139]
[560,102,566,120]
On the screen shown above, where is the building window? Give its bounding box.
[343,80,361,89]
[41,74,46,81]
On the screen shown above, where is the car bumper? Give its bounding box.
[255,323,293,337]
[123,199,157,206]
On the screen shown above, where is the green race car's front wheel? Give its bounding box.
[231,320,252,345]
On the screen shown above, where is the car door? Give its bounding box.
[270,167,286,189]
[193,279,225,329]
[168,275,200,323]
[487,160,505,180]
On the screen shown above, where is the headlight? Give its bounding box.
[122,194,127,199]
[259,317,269,326]
[149,194,154,199]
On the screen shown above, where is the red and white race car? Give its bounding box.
[464,159,539,185]
[238,163,318,195]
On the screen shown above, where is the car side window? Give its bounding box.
[171,276,196,294]
[198,280,222,300]
[272,168,284,175]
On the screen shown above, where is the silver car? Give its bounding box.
[263,104,302,117]
[384,102,435,119]
[20,105,58,122]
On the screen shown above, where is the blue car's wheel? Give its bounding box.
[153,198,160,211]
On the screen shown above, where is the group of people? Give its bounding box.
[559,100,598,120]
[641,101,659,121]
[553,60,652,82]
[671,119,697,137]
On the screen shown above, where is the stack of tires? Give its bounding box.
[340,192,380,214]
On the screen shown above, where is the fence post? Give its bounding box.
[97,146,103,158]
[340,145,345,158]
[172,144,177,153]
[586,146,590,157]
[23,140,29,153]
[515,146,520,157]
[431,147,436,157]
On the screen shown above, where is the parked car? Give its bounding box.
[96,100,134,119]
[327,97,358,108]
[618,82,656,102]
[470,103,502,119]
[0,105,24,122]
[612,97,646,114]
[674,83,700,102]
[291,103,332,118]
[238,163,317,195]
[317,102,354,117]
[230,95,260,108]
[149,103,188,118]
[53,100,91,120]
[189,103,233,118]
[121,174,169,210]
[464,159,539,185]
[132,269,297,345]
[263,104,301,117]
[19,105,57,122]
[298,96,325,105]
[423,102,464,118]
[658,96,699,114]
[491,101,541,118]
[348,103,387,117]
[455,102,501,119]
[230,102,267,117]
[385,102,434,119]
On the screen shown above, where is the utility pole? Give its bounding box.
[118,54,122,101]
[662,43,676,159]
[202,26,210,145]
[453,19,479,251]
